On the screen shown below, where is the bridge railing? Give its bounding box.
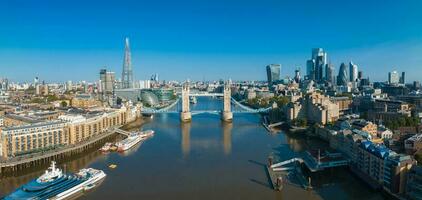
[141,96,272,114]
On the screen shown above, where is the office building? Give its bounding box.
[325,63,335,85]
[99,69,115,95]
[389,70,400,85]
[358,71,363,80]
[312,48,327,82]
[306,59,316,80]
[337,63,348,86]
[349,62,358,82]
[266,64,281,85]
[400,72,406,84]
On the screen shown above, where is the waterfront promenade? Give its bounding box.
[0,126,124,174]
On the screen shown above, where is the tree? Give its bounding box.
[60,101,68,107]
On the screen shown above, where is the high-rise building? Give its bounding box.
[325,63,335,85]
[266,64,281,85]
[358,71,363,80]
[306,59,315,80]
[308,48,327,82]
[400,72,406,84]
[100,69,115,94]
[294,68,301,83]
[388,70,400,85]
[122,37,133,89]
[349,61,358,82]
[337,63,348,86]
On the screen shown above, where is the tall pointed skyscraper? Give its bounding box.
[122,37,133,89]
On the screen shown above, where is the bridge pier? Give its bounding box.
[221,111,233,122]
[180,112,192,122]
[180,82,192,122]
[221,81,233,122]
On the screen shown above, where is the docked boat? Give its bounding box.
[115,130,154,152]
[3,161,106,200]
[100,142,113,152]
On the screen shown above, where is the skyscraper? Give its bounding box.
[400,72,406,84]
[122,37,133,89]
[337,63,348,86]
[266,64,281,85]
[100,69,115,94]
[306,59,315,80]
[358,71,363,80]
[325,63,335,85]
[388,70,400,85]
[308,48,327,82]
[349,61,358,82]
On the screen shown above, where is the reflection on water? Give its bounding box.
[181,122,191,157]
[0,97,384,200]
[222,122,232,155]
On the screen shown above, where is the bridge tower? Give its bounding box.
[180,82,192,122]
[221,81,233,122]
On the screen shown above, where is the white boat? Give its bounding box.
[4,161,106,200]
[100,142,113,152]
[115,130,154,152]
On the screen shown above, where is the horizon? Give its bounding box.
[1,0,422,83]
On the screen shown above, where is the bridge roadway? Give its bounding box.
[141,96,271,114]
[0,126,129,173]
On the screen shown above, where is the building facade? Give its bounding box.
[266,64,281,85]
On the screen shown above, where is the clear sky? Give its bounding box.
[1,0,422,83]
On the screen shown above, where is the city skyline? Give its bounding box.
[2,0,422,82]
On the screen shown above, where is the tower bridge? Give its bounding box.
[140,81,272,122]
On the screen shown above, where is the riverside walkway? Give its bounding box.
[0,126,126,174]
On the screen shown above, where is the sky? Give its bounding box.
[1,0,422,83]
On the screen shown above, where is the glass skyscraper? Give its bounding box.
[266,64,281,85]
[337,63,348,86]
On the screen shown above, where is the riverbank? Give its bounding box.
[0,117,144,175]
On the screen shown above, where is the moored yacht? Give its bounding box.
[3,161,106,200]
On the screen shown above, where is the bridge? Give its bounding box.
[140,81,272,122]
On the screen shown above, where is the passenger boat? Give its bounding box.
[3,161,106,200]
[115,130,154,152]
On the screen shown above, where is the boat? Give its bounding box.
[115,130,154,152]
[108,164,117,169]
[3,161,106,200]
[189,96,197,104]
[109,145,118,151]
[100,142,113,152]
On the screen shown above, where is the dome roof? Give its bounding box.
[140,91,159,107]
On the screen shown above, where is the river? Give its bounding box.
[0,97,384,200]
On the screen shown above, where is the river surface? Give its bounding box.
[0,97,384,200]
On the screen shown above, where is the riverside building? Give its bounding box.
[0,104,140,158]
[0,121,67,158]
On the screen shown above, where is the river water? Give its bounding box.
[0,97,384,200]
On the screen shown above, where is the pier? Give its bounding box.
[0,126,130,174]
[266,150,349,191]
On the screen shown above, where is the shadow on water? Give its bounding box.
[248,160,273,190]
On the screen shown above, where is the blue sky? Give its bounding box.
[1,0,422,82]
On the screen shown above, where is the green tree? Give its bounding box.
[60,101,68,107]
